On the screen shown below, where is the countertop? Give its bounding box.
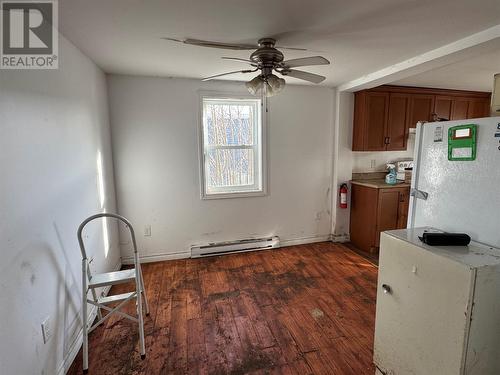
[350,179,411,189]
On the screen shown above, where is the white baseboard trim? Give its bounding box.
[58,260,122,375]
[121,251,191,265]
[123,236,333,264]
[279,234,332,247]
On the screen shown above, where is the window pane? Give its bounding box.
[204,101,256,146]
[206,148,255,190]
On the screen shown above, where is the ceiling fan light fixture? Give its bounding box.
[265,83,278,97]
[246,74,286,97]
[266,74,286,94]
[245,75,264,95]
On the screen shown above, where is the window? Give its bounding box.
[200,95,265,198]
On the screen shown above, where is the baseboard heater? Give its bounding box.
[191,236,280,258]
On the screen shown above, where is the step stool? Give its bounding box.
[77,213,149,373]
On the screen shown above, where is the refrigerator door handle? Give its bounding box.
[410,188,429,200]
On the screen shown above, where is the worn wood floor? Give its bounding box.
[68,242,378,375]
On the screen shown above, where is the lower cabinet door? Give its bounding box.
[397,189,410,229]
[350,184,379,252]
[376,189,401,247]
[374,233,473,375]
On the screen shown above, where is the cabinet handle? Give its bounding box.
[382,284,392,294]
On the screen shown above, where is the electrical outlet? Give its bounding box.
[41,316,52,344]
[144,225,151,237]
[370,159,376,169]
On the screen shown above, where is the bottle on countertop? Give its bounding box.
[385,163,397,185]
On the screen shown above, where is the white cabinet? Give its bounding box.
[374,228,500,375]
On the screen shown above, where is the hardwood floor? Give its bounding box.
[342,242,379,266]
[68,242,378,375]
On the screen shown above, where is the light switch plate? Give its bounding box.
[144,225,151,237]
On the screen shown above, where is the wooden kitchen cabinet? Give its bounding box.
[451,98,469,120]
[408,94,435,125]
[353,91,389,151]
[353,92,409,151]
[467,97,491,119]
[433,96,453,121]
[365,92,389,151]
[350,182,410,253]
[386,94,411,150]
[396,188,410,228]
[352,85,491,151]
[433,95,491,121]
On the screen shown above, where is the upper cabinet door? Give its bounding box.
[467,98,491,119]
[451,98,470,120]
[434,96,453,121]
[364,92,390,151]
[409,94,435,127]
[386,94,410,151]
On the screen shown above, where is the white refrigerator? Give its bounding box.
[409,116,500,248]
[374,117,500,375]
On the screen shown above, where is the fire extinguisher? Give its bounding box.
[339,183,348,209]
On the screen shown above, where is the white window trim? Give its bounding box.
[198,91,268,200]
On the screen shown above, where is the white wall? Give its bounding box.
[352,139,415,172]
[0,35,119,375]
[331,91,354,239]
[107,75,335,261]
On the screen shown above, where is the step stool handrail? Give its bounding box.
[77,212,137,260]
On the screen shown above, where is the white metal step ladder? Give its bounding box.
[77,213,149,373]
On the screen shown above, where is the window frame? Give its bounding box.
[198,91,267,199]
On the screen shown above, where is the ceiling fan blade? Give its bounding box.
[162,38,257,50]
[280,69,326,84]
[202,69,255,81]
[275,45,308,51]
[282,56,330,68]
[221,57,258,66]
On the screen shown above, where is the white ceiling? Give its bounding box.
[394,48,500,92]
[59,0,500,87]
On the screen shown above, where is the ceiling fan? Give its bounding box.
[163,37,330,97]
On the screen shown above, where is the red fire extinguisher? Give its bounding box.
[339,183,348,209]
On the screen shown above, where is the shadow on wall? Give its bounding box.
[4,234,79,374]
[0,216,109,375]
[53,222,84,368]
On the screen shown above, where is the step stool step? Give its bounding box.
[98,292,136,305]
[89,269,136,288]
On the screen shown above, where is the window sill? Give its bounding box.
[201,190,267,200]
